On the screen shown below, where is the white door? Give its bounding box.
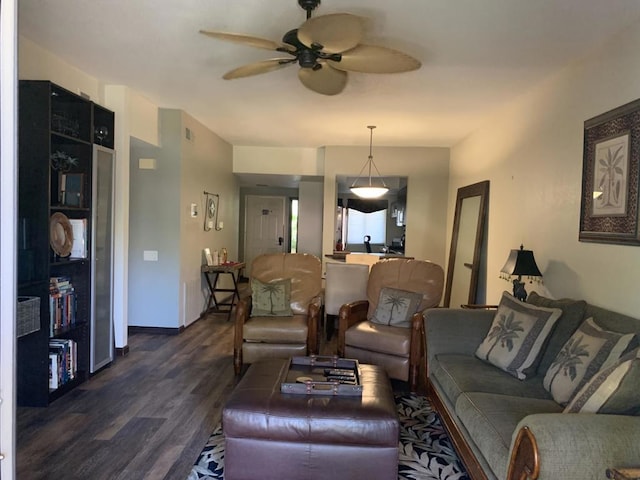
[244,195,286,276]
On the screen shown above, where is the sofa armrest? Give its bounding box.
[424,308,494,372]
[508,414,640,480]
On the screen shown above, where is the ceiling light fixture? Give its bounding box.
[350,125,389,199]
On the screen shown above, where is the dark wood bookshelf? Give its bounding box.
[17,80,114,406]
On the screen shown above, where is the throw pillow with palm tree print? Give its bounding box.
[251,278,292,316]
[564,347,640,414]
[370,287,424,328]
[475,292,562,379]
[543,317,636,405]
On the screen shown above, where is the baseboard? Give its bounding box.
[128,325,185,335]
[115,345,130,356]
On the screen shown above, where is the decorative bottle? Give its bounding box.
[220,247,228,264]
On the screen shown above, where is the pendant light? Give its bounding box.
[350,125,389,199]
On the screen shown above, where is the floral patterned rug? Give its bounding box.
[188,394,469,480]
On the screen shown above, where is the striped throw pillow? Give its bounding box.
[564,348,640,414]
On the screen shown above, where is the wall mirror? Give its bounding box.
[443,180,490,307]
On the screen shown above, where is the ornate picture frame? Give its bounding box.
[579,98,640,245]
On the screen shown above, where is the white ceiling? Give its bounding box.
[18,0,640,149]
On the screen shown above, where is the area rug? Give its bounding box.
[188,394,469,480]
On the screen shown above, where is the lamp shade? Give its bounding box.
[500,245,542,277]
[349,186,389,198]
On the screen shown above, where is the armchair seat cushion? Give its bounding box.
[345,320,410,357]
[243,315,308,343]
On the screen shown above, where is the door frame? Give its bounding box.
[1,1,18,477]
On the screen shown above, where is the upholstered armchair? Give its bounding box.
[233,253,322,375]
[337,258,444,391]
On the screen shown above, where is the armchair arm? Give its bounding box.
[424,308,494,374]
[507,414,640,480]
[337,300,369,357]
[306,294,323,355]
[233,295,252,375]
[409,311,427,392]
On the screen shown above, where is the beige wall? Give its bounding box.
[233,146,323,175]
[449,20,640,315]
[19,36,102,102]
[179,111,238,326]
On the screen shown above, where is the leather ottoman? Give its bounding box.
[223,359,399,480]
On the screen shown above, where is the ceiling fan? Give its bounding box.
[199,0,421,96]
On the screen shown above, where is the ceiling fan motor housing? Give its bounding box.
[282,28,342,69]
[298,0,321,16]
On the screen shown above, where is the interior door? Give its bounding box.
[244,195,286,276]
[91,145,115,372]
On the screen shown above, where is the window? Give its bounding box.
[346,208,387,244]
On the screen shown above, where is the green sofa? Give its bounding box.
[425,292,640,480]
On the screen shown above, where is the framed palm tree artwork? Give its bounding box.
[580,97,640,245]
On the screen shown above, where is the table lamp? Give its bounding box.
[500,244,542,301]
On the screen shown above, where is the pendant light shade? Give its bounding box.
[350,126,389,199]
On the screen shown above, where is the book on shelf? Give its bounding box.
[50,275,72,288]
[48,338,77,390]
[49,277,76,335]
[49,353,59,390]
[69,218,87,259]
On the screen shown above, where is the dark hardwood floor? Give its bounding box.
[17,311,346,480]
[17,313,240,480]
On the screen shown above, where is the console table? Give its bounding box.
[201,262,245,321]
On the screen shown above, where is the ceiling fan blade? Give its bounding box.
[328,44,421,73]
[223,59,295,80]
[297,14,365,53]
[298,63,347,96]
[199,30,293,52]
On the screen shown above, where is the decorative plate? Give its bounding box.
[207,197,216,219]
[49,212,74,257]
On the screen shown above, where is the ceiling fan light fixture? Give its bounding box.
[350,126,389,199]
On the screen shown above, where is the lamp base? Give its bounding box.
[512,279,528,302]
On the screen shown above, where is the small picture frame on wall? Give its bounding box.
[579,98,640,245]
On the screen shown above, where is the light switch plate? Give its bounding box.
[143,250,158,261]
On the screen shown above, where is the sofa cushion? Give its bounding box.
[370,287,423,328]
[564,348,640,414]
[251,278,292,316]
[543,317,636,405]
[455,392,562,479]
[527,292,587,374]
[432,354,551,406]
[475,292,562,379]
